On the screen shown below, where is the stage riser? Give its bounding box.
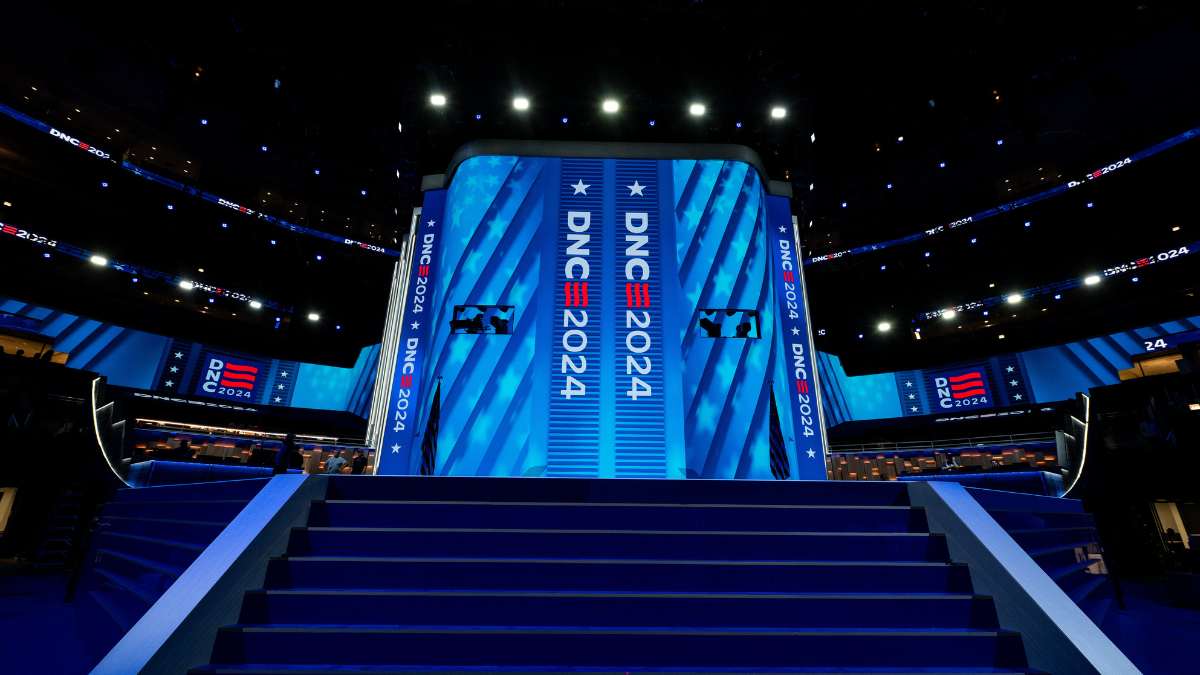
[308,501,929,533]
[210,629,1028,669]
[265,558,975,594]
[325,476,911,506]
[238,591,1000,629]
[286,529,950,562]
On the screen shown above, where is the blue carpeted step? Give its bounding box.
[191,665,1036,674]
[100,498,251,522]
[91,549,181,602]
[325,476,911,506]
[92,529,205,569]
[1006,527,1097,552]
[96,515,228,545]
[985,510,1095,532]
[209,625,1028,669]
[265,557,975,594]
[286,528,949,562]
[239,589,1000,629]
[308,501,929,533]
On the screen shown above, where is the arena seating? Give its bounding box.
[189,476,1033,673]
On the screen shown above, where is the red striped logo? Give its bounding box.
[418,265,430,276]
[564,281,589,307]
[947,371,985,399]
[625,282,651,307]
[217,361,258,389]
[795,379,809,394]
[783,270,795,283]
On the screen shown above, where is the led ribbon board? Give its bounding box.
[375,149,824,479]
[806,126,1200,265]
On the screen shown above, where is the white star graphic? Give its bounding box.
[411,321,421,330]
[571,180,589,195]
[277,384,285,390]
[390,443,400,454]
[778,225,787,233]
[905,381,913,388]
[910,406,919,412]
[806,449,817,459]
[164,380,174,388]
[1013,393,1023,401]
[1009,379,1019,387]
[280,371,289,378]
[791,327,801,336]
[1006,365,1015,373]
[273,396,282,403]
[426,219,436,228]
[627,180,646,196]
[169,366,178,373]
[907,393,915,400]
[174,351,183,359]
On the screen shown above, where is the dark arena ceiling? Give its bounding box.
[1,2,1198,370]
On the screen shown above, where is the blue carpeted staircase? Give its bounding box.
[191,476,1035,673]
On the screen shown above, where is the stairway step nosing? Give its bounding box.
[92,567,158,605]
[300,527,934,537]
[102,515,229,527]
[280,556,964,567]
[225,624,1011,637]
[319,499,916,511]
[94,546,187,577]
[1006,527,1096,535]
[96,530,206,551]
[253,589,981,600]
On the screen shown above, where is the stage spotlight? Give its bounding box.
[877,321,892,333]
[1084,274,1101,286]
[179,280,194,290]
[939,161,946,168]
[735,121,743,129]
[307,312,320,322]
[249,300,263,309]
[429,93,447,107]
[688,102,706,116]
[512,96,530,111]
[260,145,269,152]
[942,309,957,319]
[89,255,108,267]
[313,168,321,175]
[1172,225,1181,232]
[996,139,1004,145]
[200,118,208,126]
[1006,293,1023,304]
[561,116,569,124]
[648,120,656,127]
[602,99,620,114]
[770,106,786,119]
[897,136,904,143]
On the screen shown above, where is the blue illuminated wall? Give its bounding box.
[0,296,379,416]
[817,314,1200,426]
[383,155,821,479]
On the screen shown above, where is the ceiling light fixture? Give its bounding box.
[1006,293,1023,304]
[688,102,706,116]
[602,99,620,114]
[429,93,447,107]
[307,312,320,322]
[877,321,892,333]
[512,96,530,111]
[770,106,787,119]
[89,255,108,267]
[1084,274,1101,286]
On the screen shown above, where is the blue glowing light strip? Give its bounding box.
[0,101,401,258]
[807,126,1200,266]
[918,241,1196,321]
[0,219,290,312]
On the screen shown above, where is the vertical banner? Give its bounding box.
[376,189,445,474]
[613,160,667,477]
[767,194,828,479]
[546,160,604,476]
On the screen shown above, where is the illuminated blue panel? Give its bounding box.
[420,157,545,477]
[389,152,813,479]
[672,160,772,478]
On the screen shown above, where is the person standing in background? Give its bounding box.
[351,449,368,475]
[324,450,347,474]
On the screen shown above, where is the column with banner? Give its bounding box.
[376,189,446,474]
[767,194,829,479]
